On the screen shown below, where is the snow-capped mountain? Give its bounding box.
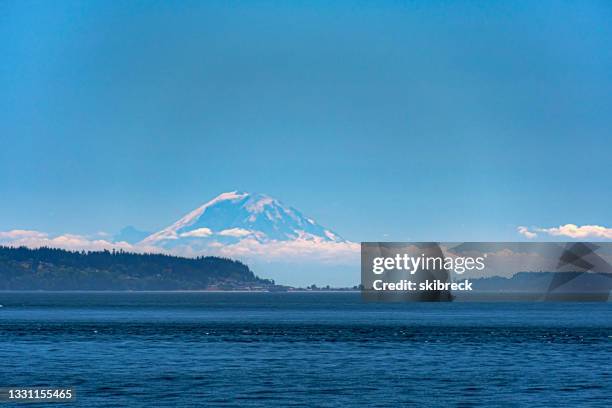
[0,191,358,286]
[141,191,345,249]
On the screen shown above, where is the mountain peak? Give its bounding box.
[141,192,344,247]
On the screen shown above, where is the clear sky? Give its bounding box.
[1,0,611,242]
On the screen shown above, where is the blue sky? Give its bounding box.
[1,0,611,243]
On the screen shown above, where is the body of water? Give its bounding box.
[0,292,610,407]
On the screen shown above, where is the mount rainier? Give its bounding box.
[141,191,349,253]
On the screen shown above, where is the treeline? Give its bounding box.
[0,246,274,290]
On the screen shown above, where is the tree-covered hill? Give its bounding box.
[0,246,275,290]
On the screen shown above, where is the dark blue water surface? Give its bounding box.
[0,292,610,407]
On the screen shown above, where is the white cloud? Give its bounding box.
[0,229,48,240]
[537,224,612,239]
[517,226,537,239]
[0,229,162,253]
[0,228,360,266]
[518,224,612,239]
[218,228,252,238]
[209,237,360,265]
[180,228,213,238]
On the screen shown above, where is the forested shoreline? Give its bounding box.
[0,246,274,290]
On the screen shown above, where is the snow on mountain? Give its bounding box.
[141,191,347,249]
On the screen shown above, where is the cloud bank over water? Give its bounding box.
[518,224,612,240]
[0,228,359,265]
